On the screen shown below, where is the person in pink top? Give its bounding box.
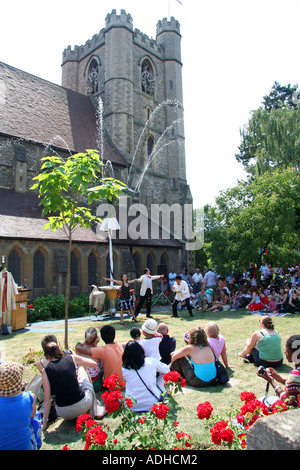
[204,322,231,370]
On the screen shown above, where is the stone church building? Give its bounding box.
[0,10,193,298]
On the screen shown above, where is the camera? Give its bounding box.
[257,365,269,376]
[63,349,72,355]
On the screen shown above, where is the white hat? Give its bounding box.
[142,318,158,335]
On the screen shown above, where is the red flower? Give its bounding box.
[164,370,181,383]
[271,400,289,413]
[210,420,228,445]
[196,401,213,420]
[28,304,33,309]
[151,403,169,419]
[238,432,247,449]
[84,419,98,429]
[93,428,108,446]
[62,444,70,450]
[176,432,192,447]
[220,427,234,444]
[240,391,256,402]
[101,389,123,413]
[163,370,186,387]
[76,413,91,432]
[84,426,107,449]
[138,417,146,424]
[103,374,123,391]
[125,398,133,409]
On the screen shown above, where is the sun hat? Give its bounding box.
[142,318,158,335]
[0,361,25,397]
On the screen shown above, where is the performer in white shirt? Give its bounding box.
[172,275,194,318]
[135,268,163,318]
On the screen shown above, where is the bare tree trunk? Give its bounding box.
[65,235,72,349]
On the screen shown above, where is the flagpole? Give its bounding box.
[168,0,170,19]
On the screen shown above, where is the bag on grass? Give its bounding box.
[209,346,229,385]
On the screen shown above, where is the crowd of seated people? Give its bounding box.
[169,263,300,315]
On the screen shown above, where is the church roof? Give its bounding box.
[0,189,183,249]
[0,61,127,167]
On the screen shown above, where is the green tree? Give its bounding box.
[205,169,300,272]
[236,106,300,175]
[31,150,127,348]
[262,81,299,111]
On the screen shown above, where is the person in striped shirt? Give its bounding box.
[257,334,300,407]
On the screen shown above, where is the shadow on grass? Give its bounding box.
[43,418,79,447]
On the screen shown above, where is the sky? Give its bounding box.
[1,0,299,209]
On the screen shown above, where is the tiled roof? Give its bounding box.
[0,189,182,248]
[0,61,127,167]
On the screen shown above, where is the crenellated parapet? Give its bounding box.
[105,9,133,30]
[62,30,105,64]
[156,17,181,36]
[133,29,163,56]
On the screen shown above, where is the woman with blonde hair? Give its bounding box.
[205,322,230,369]
[170,327,217,387]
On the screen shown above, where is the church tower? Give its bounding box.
[61,10,192,211]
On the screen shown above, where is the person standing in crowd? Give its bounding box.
[203,268,218,300]
[168,268,177,290]
[192,268,203,294]
[135,269,163,318]
[172,275,194,318]
[180,268,192,287]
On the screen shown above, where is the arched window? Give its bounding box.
[146,106,152,122]
[33,250,45,288]
[86,58,100,94]
[88,252,98,286]
[106,252,117,279]
[146,253,154,274]
[8,249,21,285]
[147,135,155,167]
[71,252,79,287]
[141,59,155,96]
[132,252,141,278]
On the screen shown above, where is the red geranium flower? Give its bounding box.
[196,401,213,420]
[151,403,169,419]
[76,413,91,432]
[176,432,192,447]
[240,391,256,402]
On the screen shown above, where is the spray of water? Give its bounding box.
[126,99,183,186]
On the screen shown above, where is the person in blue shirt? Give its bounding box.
[170,327,217,387]
[0,361,39,450]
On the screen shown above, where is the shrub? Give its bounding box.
[27,294,90,322]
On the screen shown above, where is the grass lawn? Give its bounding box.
[1,307,299,450]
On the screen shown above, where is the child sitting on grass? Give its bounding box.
[75,327,102,392]
[140,319,163,360]
[204,321,232,369]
